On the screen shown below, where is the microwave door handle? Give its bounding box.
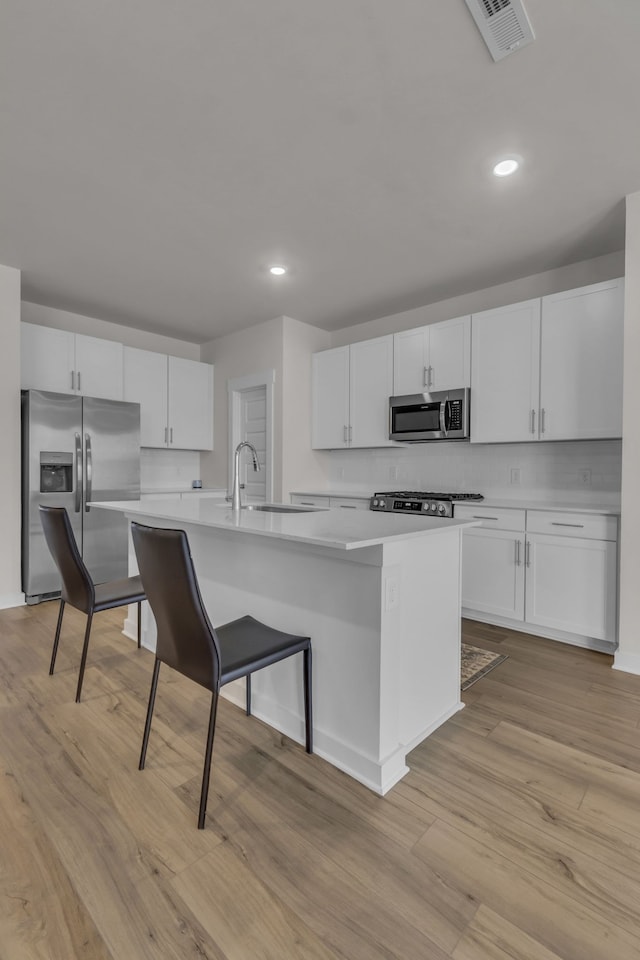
[439,401,449,437]
[84,433,92,512]
[74,433,82,513]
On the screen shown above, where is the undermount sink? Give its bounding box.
[244,504,320,513]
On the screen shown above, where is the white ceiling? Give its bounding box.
[1,0,639,344]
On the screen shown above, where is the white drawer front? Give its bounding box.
[330,497,369,511]
[290,495,331,508]
[455,505,526,531]
[526,511,617,542]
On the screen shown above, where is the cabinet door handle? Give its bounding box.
[71,371,75,391]
[551,521,584,528]
[77,371,81,392]
[343,425,348,442]
[525,540,531,567]
[164,427,168,444]
[514,539,521,566]
[170,427,173,444]
[423,366,429,388]
[540,408,546,434]
[348,425,352,442]
[530,409,536,434]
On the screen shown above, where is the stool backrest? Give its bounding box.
[131,522,221,692]
[39,506,94,613]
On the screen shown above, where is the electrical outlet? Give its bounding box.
[579,468,592,486]
[389,465,399,481]
[510,467,521,485]
[385,577,399,611]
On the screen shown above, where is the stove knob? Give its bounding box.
[372,499,379,507]
[430,502,437,512]
[437,503,446,515]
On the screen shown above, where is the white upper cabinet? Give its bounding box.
[124,347,213,450]
[123,347,168,446]
[349,336,394,447]
[74,333,124,400]
[312,336,394,449]
[471,279,624,443]
[312,346,350,448]
[21,323,123,400]
[168,355,213,450]
[539,279,624,440]
[471,299,541,443]
[393,315,471,395]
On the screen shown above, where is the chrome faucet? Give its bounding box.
[231,441,261,511]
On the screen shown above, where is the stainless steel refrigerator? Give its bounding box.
[21,389,141,604]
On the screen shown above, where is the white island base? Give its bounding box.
[101,501,468,795]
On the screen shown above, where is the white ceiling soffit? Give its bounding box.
[464,0,535,62]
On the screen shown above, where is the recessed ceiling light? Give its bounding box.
[269,265,287,276]
[493,157,521,177]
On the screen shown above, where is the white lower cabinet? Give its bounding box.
[457,504,618,649]
[290,494,369,510]
[461,527,525,621]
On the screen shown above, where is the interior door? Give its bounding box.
[240,386,267,501]
[81,397,140,583]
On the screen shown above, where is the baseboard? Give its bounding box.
[0,592,26,610]
[612,651,640,676]
[462,608,615,654]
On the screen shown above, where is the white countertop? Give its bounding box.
[92,498,476,551]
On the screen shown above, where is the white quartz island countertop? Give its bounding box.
[91,498,476,796]
[92,497,476,550]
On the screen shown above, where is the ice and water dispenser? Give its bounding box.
[39,451,73,493]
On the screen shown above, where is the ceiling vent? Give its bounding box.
[464,0,535,62]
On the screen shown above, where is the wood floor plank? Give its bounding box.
[452,905,567,960]
[415,819,640,960]
[3,605,640,959]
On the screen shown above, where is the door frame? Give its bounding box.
[228,369,274,502]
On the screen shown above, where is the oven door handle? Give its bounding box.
[439,400,449,437]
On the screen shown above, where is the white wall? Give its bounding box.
[200,317,284,496]
[281,317,331,496]
[615,192,640,674]
[21,302,201,360]
[328,440,622,503]
[330,251,625,347]
[0,265,23,608]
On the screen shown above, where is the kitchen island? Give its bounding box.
[92,498,476,794]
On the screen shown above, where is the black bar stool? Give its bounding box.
[39,505,146,702]
[131,520,313,829]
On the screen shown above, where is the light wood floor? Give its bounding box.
[2,604,640,960]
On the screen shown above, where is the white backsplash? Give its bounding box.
[140,448,202,492]
[328,440,622,504]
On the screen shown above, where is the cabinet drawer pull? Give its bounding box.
[551,522,584,528]
[472,515,499,521]
[339,504,357,509]
[300,501,315,506]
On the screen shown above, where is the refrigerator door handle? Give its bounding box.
[74,433,82,513]
[85,433,92,512]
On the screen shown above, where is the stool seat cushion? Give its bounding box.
[218,615,310,685]
[94,575,145,610]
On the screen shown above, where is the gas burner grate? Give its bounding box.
[374,491,484,502]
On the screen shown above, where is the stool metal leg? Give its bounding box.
[139,658,161,770]
[303,645,313,754]
[246,673,251,716]
[75,611,93,703]
[198,690,219,829]
[49,599,66,675]
[137,600,142,649]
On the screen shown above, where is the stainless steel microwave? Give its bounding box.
[389,388,470,441]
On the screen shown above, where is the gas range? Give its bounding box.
[369,490,484,519]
